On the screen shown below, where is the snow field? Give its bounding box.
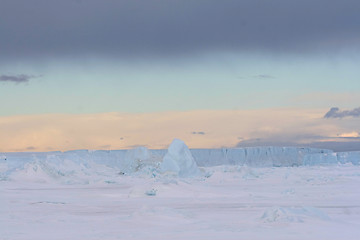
[1,139,360,239]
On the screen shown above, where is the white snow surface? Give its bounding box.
[1,141,360,239]
[1,164,360,239]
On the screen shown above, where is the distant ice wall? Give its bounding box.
[1,147,359,169]
[335,151,360,165]
[190,147,332,167]
[303,153,339,166]
[303,151,360,166]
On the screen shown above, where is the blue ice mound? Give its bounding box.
[160,139,200,177]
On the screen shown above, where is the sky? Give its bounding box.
[1,0,360,152]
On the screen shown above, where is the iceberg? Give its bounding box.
[160,139,200,177]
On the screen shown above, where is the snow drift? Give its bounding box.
[261,206,330,223]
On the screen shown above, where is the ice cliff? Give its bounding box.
[1,140,360,182]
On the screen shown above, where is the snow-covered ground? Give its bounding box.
[1,140,360,239]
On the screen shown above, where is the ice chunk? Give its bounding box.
[121,147,151,174]
[10,160,57,183]
[160,139,200,177]
[120,147,161,175]
[145,188,157,196]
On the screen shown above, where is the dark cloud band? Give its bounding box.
[1,0,359,59]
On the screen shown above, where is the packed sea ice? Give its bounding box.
[1,139,360,239]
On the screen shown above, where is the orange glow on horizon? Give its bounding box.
[0,108,352,152]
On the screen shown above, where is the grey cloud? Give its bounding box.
[0,74,35,83]
[192,131,205,135]
[324,107,360,118]
[304,141,360,152]
[1,0,360,59]
[237,137,303,148]
[238,74,275,80]
[253,75,275,79]
[238,133,326,146]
